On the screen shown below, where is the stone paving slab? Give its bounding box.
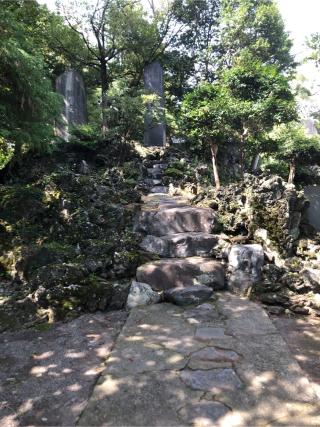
[78,294,320,426]
[0,311,127,427]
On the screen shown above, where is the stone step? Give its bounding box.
[144,178,162,186]
[136,257,225,291]
[140,232,220,258]
[150,186,168,194]
[147,168,163,179]
[134,207,217,236]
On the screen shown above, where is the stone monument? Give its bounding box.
[144,61,165,146]
[56,70,87,141]
[304,185,320,231]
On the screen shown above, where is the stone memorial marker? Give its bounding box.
[56,70,87,141]
[144,61,165,146]
[304,185,320,231]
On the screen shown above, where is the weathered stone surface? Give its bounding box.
[188,347,239,370]
[179,401,230,426]
[183,303,221,324]
[140,232,219,258]
[180,369,242,393]
[164,285,213,306]
[195,326,229,341]
[136,257,225,291]
[0,311,127,427]
[126,280,161,309]
[55,69,87,141]
[228,244,264,295]
[134,207,217,236]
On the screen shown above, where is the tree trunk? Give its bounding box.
[251,154,260,172]
[100,58,109,136]
[210,141,221,190]
[239,126,249,179]
[288,159,296,184]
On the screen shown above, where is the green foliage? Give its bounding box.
[271,122,320,164]
[307,33,320,67]
[219,0,295,72]
[0,2,62,163]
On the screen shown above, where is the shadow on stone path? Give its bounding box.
[78,294,320,426]
[0,311,127,427]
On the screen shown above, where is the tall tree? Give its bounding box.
[0,2,61,164]
[218,0,295,72]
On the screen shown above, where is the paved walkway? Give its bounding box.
[0,311,127,427]
[79,293,320,426]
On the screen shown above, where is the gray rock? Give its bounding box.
[228,244,264,295]
[136,257,225,291]
[195,326,228,341]
[134,207,217,236]
[140,232,219,258]
[164,285,213,306]
[301,268,320,291]
[126,280,161,310]
[180,368,242,393]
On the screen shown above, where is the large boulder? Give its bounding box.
[136,257,225,291]
[228,244,264,295]
[134,207,217,236]
[140,232,220,258]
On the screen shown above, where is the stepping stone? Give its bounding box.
[136,257,225,291]
[134,207,217,236]
[180,368,242,393]
[140,232,219,258]
[189,347,240,370]
[164,285,213,306]
[150,186,168,194]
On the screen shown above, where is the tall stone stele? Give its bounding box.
[144,61,166,146]
[55,70,87,141]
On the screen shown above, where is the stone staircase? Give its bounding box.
[133,160,226,305]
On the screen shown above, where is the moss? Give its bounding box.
[164,167,185,178]
[34,322,54,332]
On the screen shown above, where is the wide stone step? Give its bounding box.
[134,207,217,236]
[136,257,225,291]
[140,232,220,258]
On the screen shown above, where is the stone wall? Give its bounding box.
[304,185,320,231]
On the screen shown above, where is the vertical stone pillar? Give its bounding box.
[56,70,87,141]
[144,61,166,147]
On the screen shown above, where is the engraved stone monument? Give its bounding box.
[56,70,87,141]
[144,62,165,146]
